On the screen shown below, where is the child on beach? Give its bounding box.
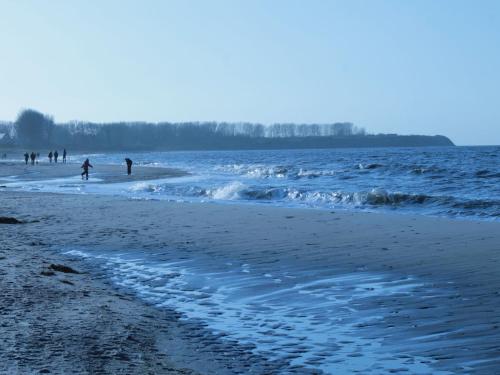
[81,159,93,180]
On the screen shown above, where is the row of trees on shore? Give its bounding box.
[0,109,365,149]
[0,109,453,150]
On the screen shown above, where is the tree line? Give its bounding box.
[0,109,453,150]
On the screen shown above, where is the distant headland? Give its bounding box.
[0,109,454,151]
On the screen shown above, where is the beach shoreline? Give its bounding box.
[0,193,288,375]
[0,160,187,184]
[1,162,500,374]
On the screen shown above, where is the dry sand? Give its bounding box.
[1,162,500,374]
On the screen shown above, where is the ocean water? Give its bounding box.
[72,146,499,221]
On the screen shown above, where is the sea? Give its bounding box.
[5,145,500,374]
[12,146,499,221]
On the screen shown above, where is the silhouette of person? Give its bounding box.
[81,158,93,180]
[30,152,36,165]
[36,152,40,165]
[125,158,133,175]
[63,149,67,163]
[24,152,29,165]
[48,151,53,163]
[54,150,59,163]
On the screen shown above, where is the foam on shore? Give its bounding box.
[65,247,454,374]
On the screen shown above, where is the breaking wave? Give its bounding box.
[17,146,499,220]
[207,181,247,200]
[131,180,497,218]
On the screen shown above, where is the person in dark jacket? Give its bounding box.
[30,152,36,165]
[24,152,29,165]
[54,150,59,163]
[48,151,53,163]
[63,149,67,163]
[125,158,133,175]
[81,158,93,180]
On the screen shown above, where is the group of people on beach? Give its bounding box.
[24,149,67,165]
[48,149,67,163]
[23,152,40,165]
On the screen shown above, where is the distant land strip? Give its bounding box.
[0,109,454,150]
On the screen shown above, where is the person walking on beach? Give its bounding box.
[24,152,29,165]
[54,150,59,163]
[63,149,67,163]
[125,158,133,175]
[81,158,93,180]
[48,151,53,163]
[30,152,36,165]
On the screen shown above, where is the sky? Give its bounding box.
[0,0,499,145]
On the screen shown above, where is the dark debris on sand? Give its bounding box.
[0,216,24,224]
[49,264,80,274]
[0,246,198,375]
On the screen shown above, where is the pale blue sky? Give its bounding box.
[1,0,499,145]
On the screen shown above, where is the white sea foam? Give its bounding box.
[64,248,453,374]
[215,164,289,179]
[129,182,162,193]
[207,181,247,200]
[297,168,337,178]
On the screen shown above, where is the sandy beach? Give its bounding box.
[1,162,499,374]
[0,161,187,184]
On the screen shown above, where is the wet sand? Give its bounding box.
[1,200,287,372]
[0,161,186,184]
[1,163,500,374]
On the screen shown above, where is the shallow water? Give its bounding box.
[65,247,456,374]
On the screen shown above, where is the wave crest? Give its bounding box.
[207,181,247,200]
